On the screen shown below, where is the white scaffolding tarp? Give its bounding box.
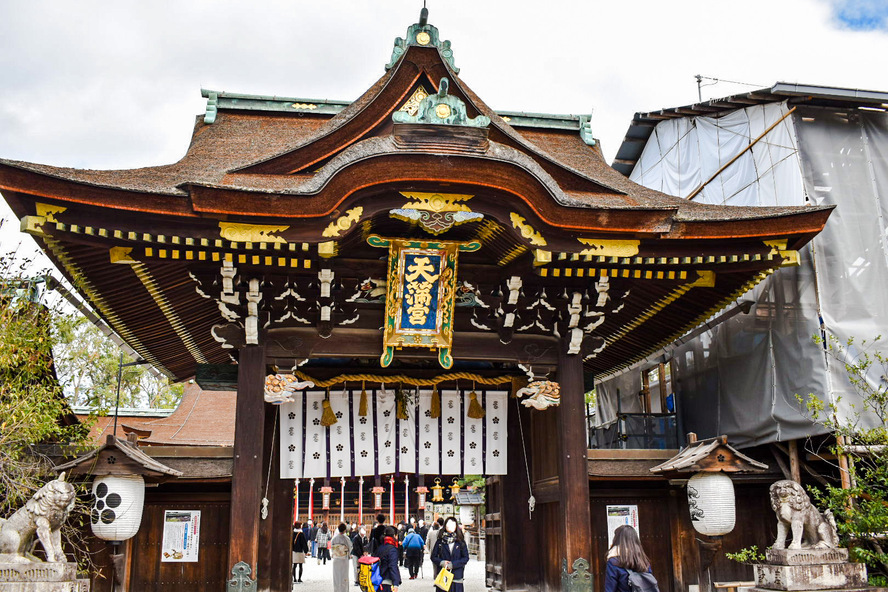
[597,102,888,447]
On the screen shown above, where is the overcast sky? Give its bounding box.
[1,0,887,265]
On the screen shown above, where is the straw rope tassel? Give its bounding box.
[430,384,441,419]
[359,382,368,417]
[321,389,338,426]
[467,388,485,419]
[396,385,409,420]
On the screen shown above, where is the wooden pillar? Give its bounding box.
[788,439,802,483]
[557,348,592,570]
[227,343,267,582]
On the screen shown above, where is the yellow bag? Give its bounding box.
[434,567,454,592]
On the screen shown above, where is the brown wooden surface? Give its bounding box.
[557,348,592,569]
[128,493,231,592]
[257,404,293,592]
[227,343,267,580]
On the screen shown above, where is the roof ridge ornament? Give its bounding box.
[392,77,490,128]
[385,7,459,73]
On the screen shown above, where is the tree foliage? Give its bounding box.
[801,334,888,584]
[53,314,182,409]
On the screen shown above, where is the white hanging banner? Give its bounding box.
[353,390,376,477]
[376,388,397,475]
[485,391,508,474]
[418,390,440,475]
[463,391,484,474]
[329,388,351,477]
[280,393,304,479]
[440,390,462,475]
[279,386,509,478]
[398,391,417,475]
[303,391,327,478]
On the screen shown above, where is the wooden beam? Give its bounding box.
[658,363,668,413]
[556,348,592,569]
[265,327,560,365]
[227,343,267,581]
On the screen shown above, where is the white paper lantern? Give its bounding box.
[458,506,475,526]
[687,472,735,536]
[91,474,145,542]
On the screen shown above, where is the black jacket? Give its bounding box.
[431,537,469,580]
[292,531,309,553]
[351,533,368,558]
[377,542,402,586]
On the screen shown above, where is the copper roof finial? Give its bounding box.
[419,3,428,27]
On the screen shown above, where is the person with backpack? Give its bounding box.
[402,527,424,580]
[430,517,469,592]
[605,525,658,592]
[376,526,402,592]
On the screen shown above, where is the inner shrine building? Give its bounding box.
[0,9,831,592]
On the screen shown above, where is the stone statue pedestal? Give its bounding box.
[0,563,89,591]
[752,548,867,592]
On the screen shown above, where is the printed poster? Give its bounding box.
[606,505,639,547]
[161,510,201,562]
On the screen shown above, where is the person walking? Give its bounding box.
[605,525,654,592]
[376,526,402,592]
[331,523,353,592]
[425,518,444,578]
[351,526,369,586]
[431,517,469,592]
[316,523,332,565]
[402,527,424,580]
[417,519,429,541]
[292,521,309,584]
[303,519,315,558]
[369,513,386,555]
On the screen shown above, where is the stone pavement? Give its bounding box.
[290,554,487,592]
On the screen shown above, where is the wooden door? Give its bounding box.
[129,494,230,591]
[485,476,504,590]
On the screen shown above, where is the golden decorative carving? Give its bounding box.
[510,212,547,246]
[35,203,67,223]
[219,222,288,244]
[399,192,473,212]
[435,103,452,119]
[764,239,788,254]
[291,103,318,110]
[318,241,337,259]
[533,249,552,267]
[20,216,48,237]
[399,87,430,117]
[109,246,136,264]
[322,207,363,238]
[416,31,431,45]
[689,270,716,288]
[577,238,640,258]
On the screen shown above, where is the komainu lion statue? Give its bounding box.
[0,472,76,563]
[770,479,838,550]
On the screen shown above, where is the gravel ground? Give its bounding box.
[289,554,487,592]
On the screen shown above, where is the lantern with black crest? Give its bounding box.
[54,434,182,542]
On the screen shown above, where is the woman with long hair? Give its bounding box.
[605,525,653,592]
[316,522,332,565]
[430,517,469,592]
[292,521,309,584]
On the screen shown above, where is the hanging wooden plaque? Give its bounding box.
[368,235,479,368]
